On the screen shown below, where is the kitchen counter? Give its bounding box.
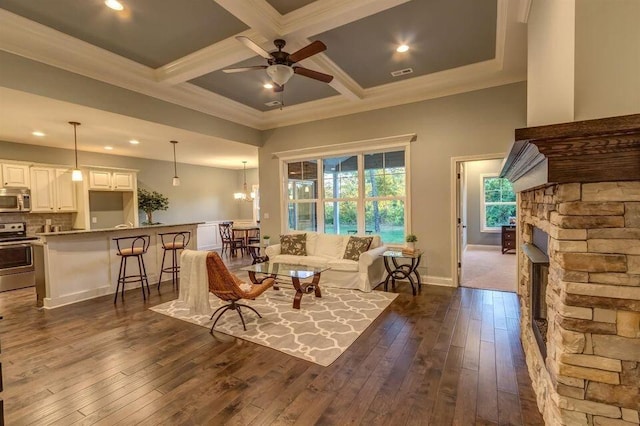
[36,222,204,237]
[35,222,201,308]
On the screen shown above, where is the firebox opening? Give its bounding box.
[523,226,550,359]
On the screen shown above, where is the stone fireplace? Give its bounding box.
[502,115,640,425]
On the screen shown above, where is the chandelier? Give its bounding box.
[234,161,255,202]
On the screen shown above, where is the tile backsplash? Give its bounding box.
[0,213,74,235]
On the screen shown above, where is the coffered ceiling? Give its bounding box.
[0,0,528,130]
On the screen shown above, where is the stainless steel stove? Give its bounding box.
[0,222,37,291]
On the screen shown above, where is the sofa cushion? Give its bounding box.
[343,236,373,261]
[327,258,359,272]
[299,255,331,269]
[280,233,307,255]
[314,233,345,258]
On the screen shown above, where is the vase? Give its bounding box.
[263,239,270,247]
[145,211,153,225]
[405,242,415,251]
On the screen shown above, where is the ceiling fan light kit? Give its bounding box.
[266,64,294,86]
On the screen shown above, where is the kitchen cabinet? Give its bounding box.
[30,167,77,212]
[88,170,134,191]
[1,163,30,188]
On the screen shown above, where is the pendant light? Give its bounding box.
[233,161,255,202]
[69,121,83,181]
[170,140,180,186]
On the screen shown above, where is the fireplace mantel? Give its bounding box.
[501,114,640,191]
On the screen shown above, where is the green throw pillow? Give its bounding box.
[343,236,373,261]
[280,234,307,255]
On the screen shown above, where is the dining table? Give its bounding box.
[231,225,260,248]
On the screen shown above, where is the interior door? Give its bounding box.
[456,162,467,285]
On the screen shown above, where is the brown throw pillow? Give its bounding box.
[343,236,373,261]
[280,233,307,255]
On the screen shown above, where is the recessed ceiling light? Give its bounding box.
[263,83,274,89]
[32,131,45,137]
[104,146,113,150]
[396,44,410,53]
[105,0,124,11]
[129,139,139,145]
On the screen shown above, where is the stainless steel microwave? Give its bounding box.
[0,188,31,212]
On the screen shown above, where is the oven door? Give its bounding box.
[0,242,34,275]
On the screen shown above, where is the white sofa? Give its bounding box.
[264,231,387,292]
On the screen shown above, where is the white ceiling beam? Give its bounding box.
[282,0,413,39]
[213,0,282,39]
[300,53,364,100]
[155,29,266,84]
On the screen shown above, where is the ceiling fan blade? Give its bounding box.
[288,40,327,63]
[273,83,284,93]
[294,67,334,83]
[236,36,272,59]
[222,66,267,73]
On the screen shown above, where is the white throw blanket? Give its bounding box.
[178,249,211,315]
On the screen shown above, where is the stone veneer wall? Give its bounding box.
[519,182,640,426]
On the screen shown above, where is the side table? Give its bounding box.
[381,250,423,296]
[247,243,269,264]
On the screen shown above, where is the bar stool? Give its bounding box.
[157,231,191,291]
[113,235,151,303]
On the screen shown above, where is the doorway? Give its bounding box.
[452,155,517,292]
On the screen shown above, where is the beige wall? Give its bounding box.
[527,0,576,126]
[574,0,640,120]
[259,82,526,282]
[0,140,258,224]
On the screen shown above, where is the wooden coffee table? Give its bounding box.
[241,262,329,309]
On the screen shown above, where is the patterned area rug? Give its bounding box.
[150,287,397,366]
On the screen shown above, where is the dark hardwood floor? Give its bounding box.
[0,252,544,425]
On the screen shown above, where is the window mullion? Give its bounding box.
[357,154,364,233]
[318,157,324,233]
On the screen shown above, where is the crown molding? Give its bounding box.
[261,59,526,129]
[0,0,522,133]
[154,29,266,84]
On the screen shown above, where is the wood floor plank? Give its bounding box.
[0,251,544,426]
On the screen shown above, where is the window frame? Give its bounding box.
[279,142,411,244]
[480,173,516,233]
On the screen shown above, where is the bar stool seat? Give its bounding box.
[113,235,151,303]
[157,231,191,291]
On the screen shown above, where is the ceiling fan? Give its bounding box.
[223,36,334,93]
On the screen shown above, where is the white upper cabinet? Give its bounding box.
[30,167,55,212]
[112,172,134,190]
[2,163,30,188]
[30,167,77,212]
[88,170,134,191]
[88,170,112,190]
[55,169,77,211]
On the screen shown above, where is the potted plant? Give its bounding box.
[137,188,169,225]
[405,234,418,251]
[262,235,271,247]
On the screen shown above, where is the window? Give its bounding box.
[481,174,516,232]
[284,149,407,244]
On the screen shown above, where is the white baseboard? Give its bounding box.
[43,285,112,309]
[422,275,456,287]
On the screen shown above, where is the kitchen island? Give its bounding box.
[35,223,201,308]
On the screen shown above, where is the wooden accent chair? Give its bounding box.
[218,222,244,257]
[206,252,274,332]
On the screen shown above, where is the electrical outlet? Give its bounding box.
[263,213,269,219]
[45,219,52,225]
[92,217,97,224]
